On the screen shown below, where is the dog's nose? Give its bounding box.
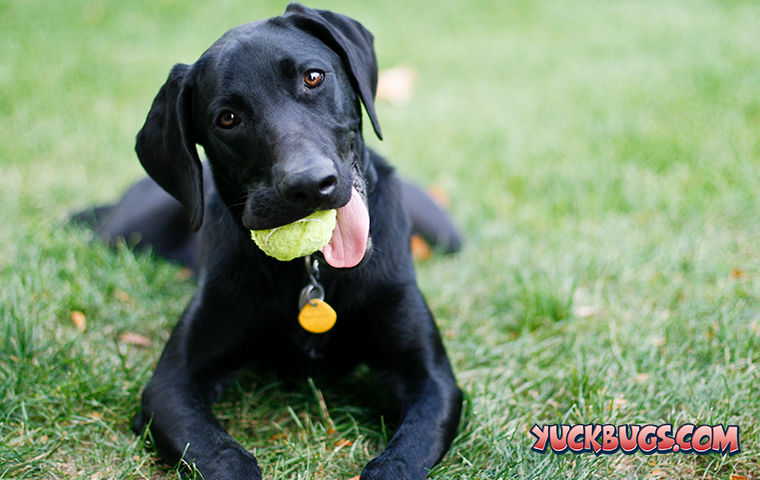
[279,160,339,210]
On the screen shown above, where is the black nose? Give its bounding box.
[279,159,339,210]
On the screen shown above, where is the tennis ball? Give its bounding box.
[251,209,337,262]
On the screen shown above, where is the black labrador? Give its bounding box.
[81,4,462,479]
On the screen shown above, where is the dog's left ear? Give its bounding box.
[283,3,383,140]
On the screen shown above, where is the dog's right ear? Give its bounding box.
[135,63,204,231]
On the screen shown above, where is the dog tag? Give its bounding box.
[298,298,337,334]
[298,256,336,333]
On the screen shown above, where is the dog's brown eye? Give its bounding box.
[304,70,325,88]
[218,111,239,129]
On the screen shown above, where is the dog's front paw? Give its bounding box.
[189,446,262,480]
[360,456,425,480]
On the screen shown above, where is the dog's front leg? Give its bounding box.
[359,290,463,480]
[133,298,262,480]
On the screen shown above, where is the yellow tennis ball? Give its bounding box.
[250,209,337,262]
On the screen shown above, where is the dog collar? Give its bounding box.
[298,256,337,334]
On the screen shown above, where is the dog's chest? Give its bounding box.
[289,328,332,361]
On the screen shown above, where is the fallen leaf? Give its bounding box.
[730,268,746,279]
[648,469,666,478]
[411,234,432,261]
[70,311,86,332]
[730,475,749,480]
[118,332,152,347]
[427,185,451,209]
[376,65,418,106]
[573,305,600,318]
[177,268,194,281]
[334,439,352,448]
[114,289,134,304]
[636,373,650,382]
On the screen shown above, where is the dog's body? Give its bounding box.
[84,5,462,479]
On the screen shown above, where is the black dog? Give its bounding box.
[81,4,462,479]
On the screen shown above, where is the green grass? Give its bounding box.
[2,0,760,478]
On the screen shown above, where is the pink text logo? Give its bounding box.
[530,424,740,456]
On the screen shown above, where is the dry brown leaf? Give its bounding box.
[411,234,432,262]
[376,66,418,106]
[70,311,86,332]
[573,305,600,318]
[114,289,135,304]
[730,268,746,279]
[730,475,749,480]
[118,332,152,348]
[334,439,352,448]
[177,268,194,281]
[427,185,451,209]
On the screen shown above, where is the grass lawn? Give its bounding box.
[2,0,759,478]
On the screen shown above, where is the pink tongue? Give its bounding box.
[321,188,369,268]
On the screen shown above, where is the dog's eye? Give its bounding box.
[304,70,325,89]
[217,111,240,129]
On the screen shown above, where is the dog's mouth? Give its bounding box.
[318,186,370,269]
[243,160,372,268]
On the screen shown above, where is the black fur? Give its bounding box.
[82,4,462,479]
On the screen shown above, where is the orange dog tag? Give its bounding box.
[298,298,337,334]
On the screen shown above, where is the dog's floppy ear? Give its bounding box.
[135,63,204,231]
[283,3,383,140]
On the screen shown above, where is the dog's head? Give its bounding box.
[135,3,382,268]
